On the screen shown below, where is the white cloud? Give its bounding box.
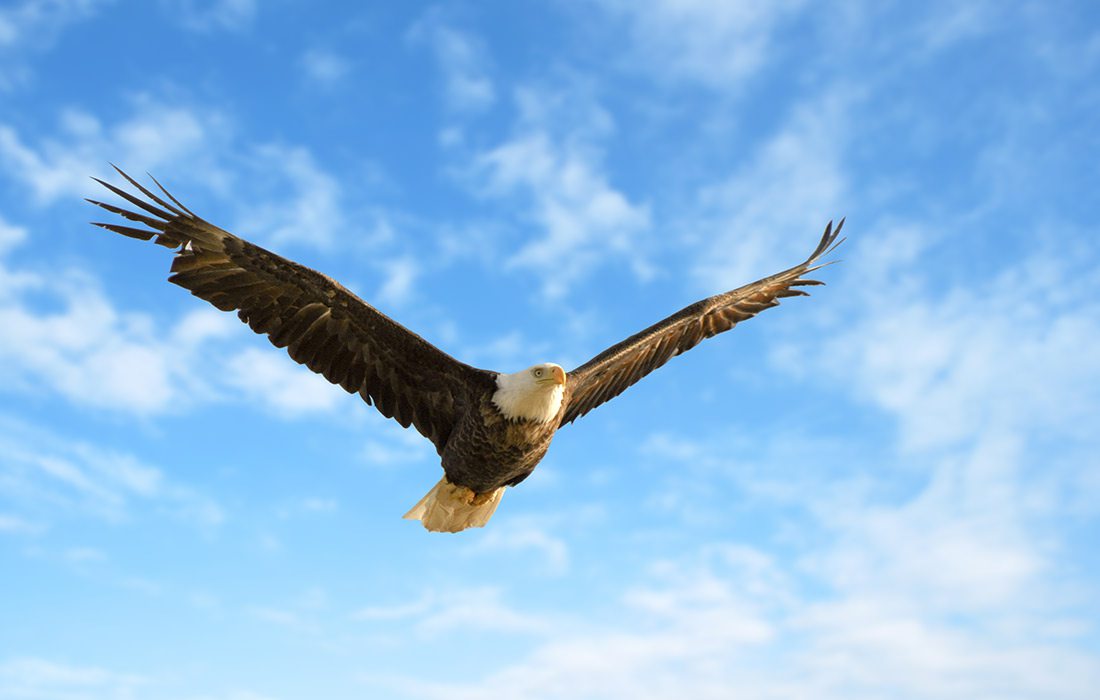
[802,435,1050,614]
[0,218,238,414]
[462,522,570,576]
[301,48,350,86]
[0,414,224,527]
[0,656,146,700]
[224,347,344,417]
[592,0,806,89]
[470,122,650,299]
[0,215,27,253]
[0,169,368,428]
[300,497,338,513]
[0,100,227,204]
[354,586,556,638]
[63,546,106,563]
[377,541,1100,700]
[233,142,348,249]
[0,0,108,49]
[352,592,434,622]
[0,0,111,90]
[0,513,42,535]
[689,92,848,291]
[408,11,495,113]
[0,103,369,417]
[165,0,256,33]
[914,1,997,53]
[361,417,435,469]
[0,99,351,251]
[448,327,559,373]
[790,228,1100,452]
[373,256,420,308]
[247,604,319,635]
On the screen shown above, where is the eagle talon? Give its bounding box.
[470,490,496,506]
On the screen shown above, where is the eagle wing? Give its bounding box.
[561,221,843,425]
[88,167,492,452]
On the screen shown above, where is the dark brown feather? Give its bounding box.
[561,220,844,425]
[90,170,495,454]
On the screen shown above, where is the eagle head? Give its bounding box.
[492,363,566,422]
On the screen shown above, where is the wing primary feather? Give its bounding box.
[108,165,189,218]
[146,171,199,219]
[86,199,167,230]
[91,222,157,241]
[90,177,176,222]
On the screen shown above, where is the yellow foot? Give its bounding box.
[470,490,497,506]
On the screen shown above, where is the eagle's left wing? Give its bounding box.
[87,167,494,453]
[560,220,843,426]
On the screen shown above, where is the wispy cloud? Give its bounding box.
[0,98,355,251]
[0,215,26,254]
[361,415,435,469]
[0,656,146,700]
[0,0,112,90]
[787,228,1100,451]
[373,255,421,308]
[0,513,42,535]
[223,347,345,417]
[462,521,570,576]
[0,214,241,414]
[688,91,848,291]
[380,541,1100,700]
[247,604,320,635]
[0,0,108,48]
[0,100,228,204]
[592,0,806,89]
[165,0,256,33]
[0,414,223,527]
[300,48,351,86]
[465,88,651,299]
[353,585,557,637]
[408,9,495,113]
[231,142,350,249]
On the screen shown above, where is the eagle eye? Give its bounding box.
[533,368,544,377]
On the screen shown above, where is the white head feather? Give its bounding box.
[492,363,566,422]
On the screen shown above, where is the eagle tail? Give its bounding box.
[402,477,505,533]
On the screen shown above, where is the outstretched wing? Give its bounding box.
[88,167,493,452]
[561,221,844,425]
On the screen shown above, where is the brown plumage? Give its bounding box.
[88,167,843,532]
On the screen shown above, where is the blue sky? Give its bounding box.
[1,1,1099,698]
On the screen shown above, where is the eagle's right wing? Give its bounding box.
[561,220,843,426]
[89,168,493,452]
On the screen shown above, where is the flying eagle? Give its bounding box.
[88,168,843,533]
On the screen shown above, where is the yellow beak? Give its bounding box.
[551,365,567,385]
[537,366,567,386]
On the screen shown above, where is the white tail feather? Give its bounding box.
[403,477,505,533]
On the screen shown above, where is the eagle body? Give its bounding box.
[445,387,563,494]
[89,168,843,533]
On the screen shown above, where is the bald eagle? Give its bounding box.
[88,168,843,532]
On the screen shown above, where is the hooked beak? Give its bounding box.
[551,365,567,385]
[538,366,567,386]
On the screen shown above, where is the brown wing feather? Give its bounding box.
[560,221,844,425]
[88,167,493,452]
